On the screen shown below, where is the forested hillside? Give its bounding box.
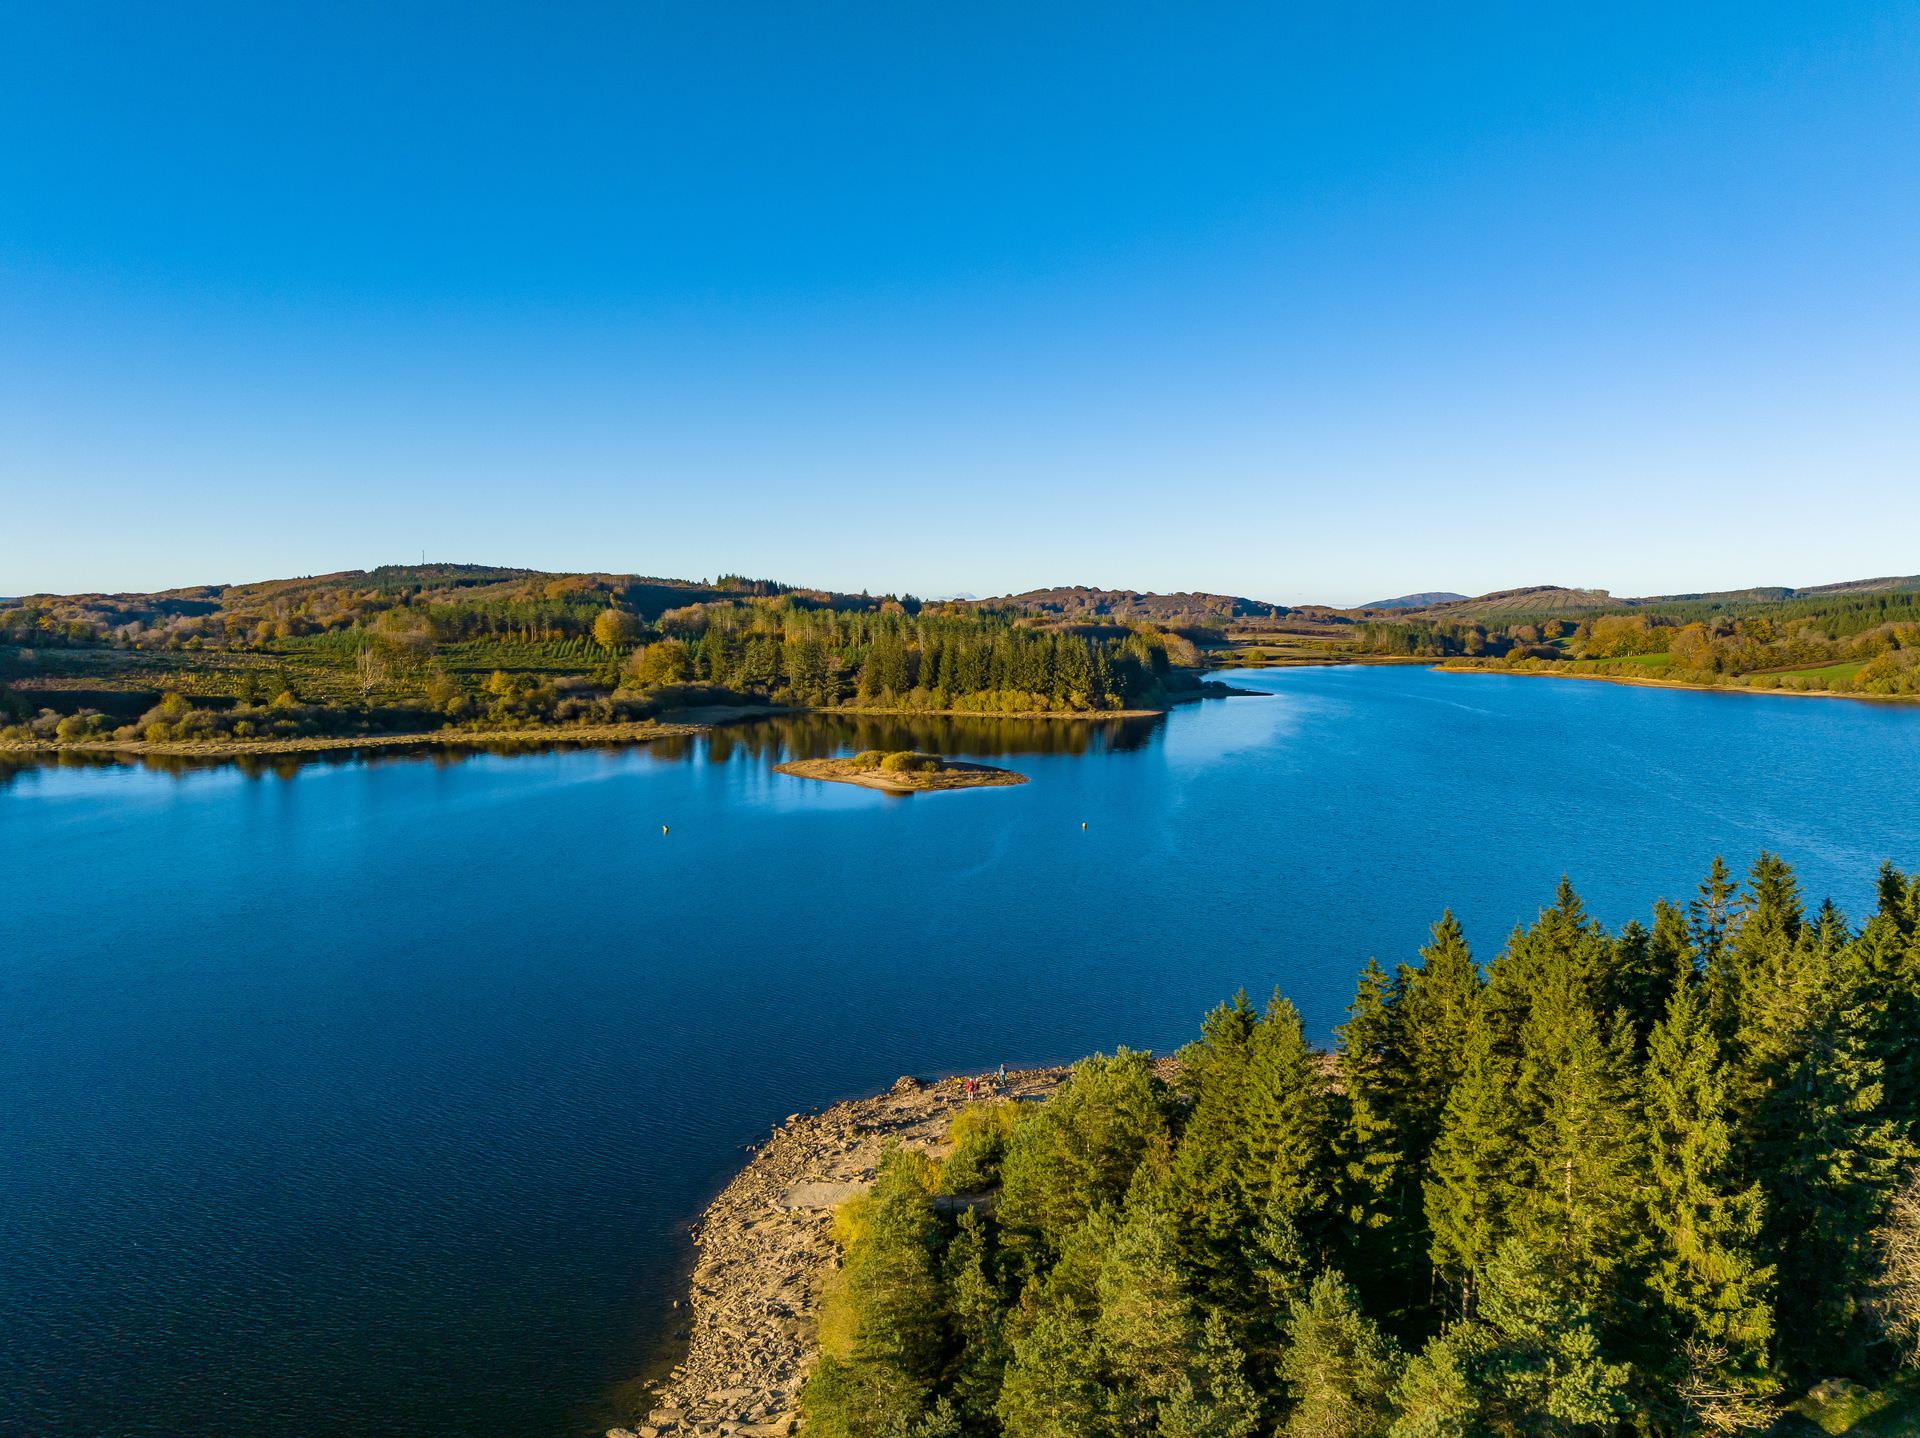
[10,566,1920,746]
[803,858,1920,1437]
[983,587,1287,624]
[1356,584,1920,697]
[0,567,1203,746]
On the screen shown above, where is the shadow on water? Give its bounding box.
[705,710,1161,763]
[0,741,547,787]
[0,711,1165,788]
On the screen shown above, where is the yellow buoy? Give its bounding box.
[662,824,669,836]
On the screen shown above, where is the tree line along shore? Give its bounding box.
[1333,587,1920,699]
[8,566,1919,753]
[689,856,1920,1438]
[0,568,1216,753]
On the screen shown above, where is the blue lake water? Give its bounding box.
[4,665,1919,1437]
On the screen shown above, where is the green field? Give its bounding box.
[1762,659,1866,685]
[1566,652,1672,672]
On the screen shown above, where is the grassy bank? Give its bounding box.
[0,719,707,761]
[1436,661,1920,705]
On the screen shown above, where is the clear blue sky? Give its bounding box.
[3,3,1915,605]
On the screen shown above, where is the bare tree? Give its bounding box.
[1675,1340,1780,1435]
[354,640,390,703]
[1878,1168,1920,1365]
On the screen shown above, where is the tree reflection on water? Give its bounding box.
[0,709,1165,788]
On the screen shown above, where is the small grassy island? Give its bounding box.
[774,750,1027,794]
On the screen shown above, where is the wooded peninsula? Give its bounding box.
[0,567,1207,753]
[708,857,1920,1438]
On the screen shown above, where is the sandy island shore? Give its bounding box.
[613,1067,1073,1438]
[772,757,1028,793]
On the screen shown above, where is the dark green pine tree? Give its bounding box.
[1477,918,1544,1060]
[1877,862,1920,937]
[997,1215,1113,1438]
[1479,878,1612,1063]
[1168,995,1326,1266]
[1424,1002,1523,1312]
[1332,960,1407,1287]
[1277,1268,1402,1438]
[1720,856,1822,1120]
[1091,646,1115,708]
[1166,993,1328,1369]
[1851,869,1920,1130]
[842,1152,947,1376]
[1394,1238,1630,1436]
[1692,855,1742,1018]
[1236,993,1331,1230]
[1376,916,1483,1321]
[801,1150,948,1438]
[1756,944,1915,1378]
[942,1209,1011,1430]
[1642,979,1779,1429]
[1095,1202,1200,1426]
[1155,1312,1260,1438]
[1599,910,1684,1052]
[1507,953,1646,1314]
[996,1296,1109,1438]
[1166,994,1260,1286]
[1393,911,1482,1161]
[1651,895,1698,989]
[998,1050,1171,1272]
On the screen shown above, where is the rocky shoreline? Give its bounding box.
[611,1067,1074,1438]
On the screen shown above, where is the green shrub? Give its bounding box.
[851,749,889,768]
[804,1149,945,1436]
[938,1102,1023,1194]
[880,750,942,774]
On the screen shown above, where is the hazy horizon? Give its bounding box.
[5,4,1916,603]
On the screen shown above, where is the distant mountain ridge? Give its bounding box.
[1361,591,1468,610]
[1395,575,1920,620]
[18,566,1920,630]
[982,586,1287,623]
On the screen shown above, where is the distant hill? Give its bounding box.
[1361,591,1468,610]
[4,565,801,638]
[1655,574,1920,602]
[1405,586,1617,619]
[1402,575,1920,621]
[985,586,1287,624]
